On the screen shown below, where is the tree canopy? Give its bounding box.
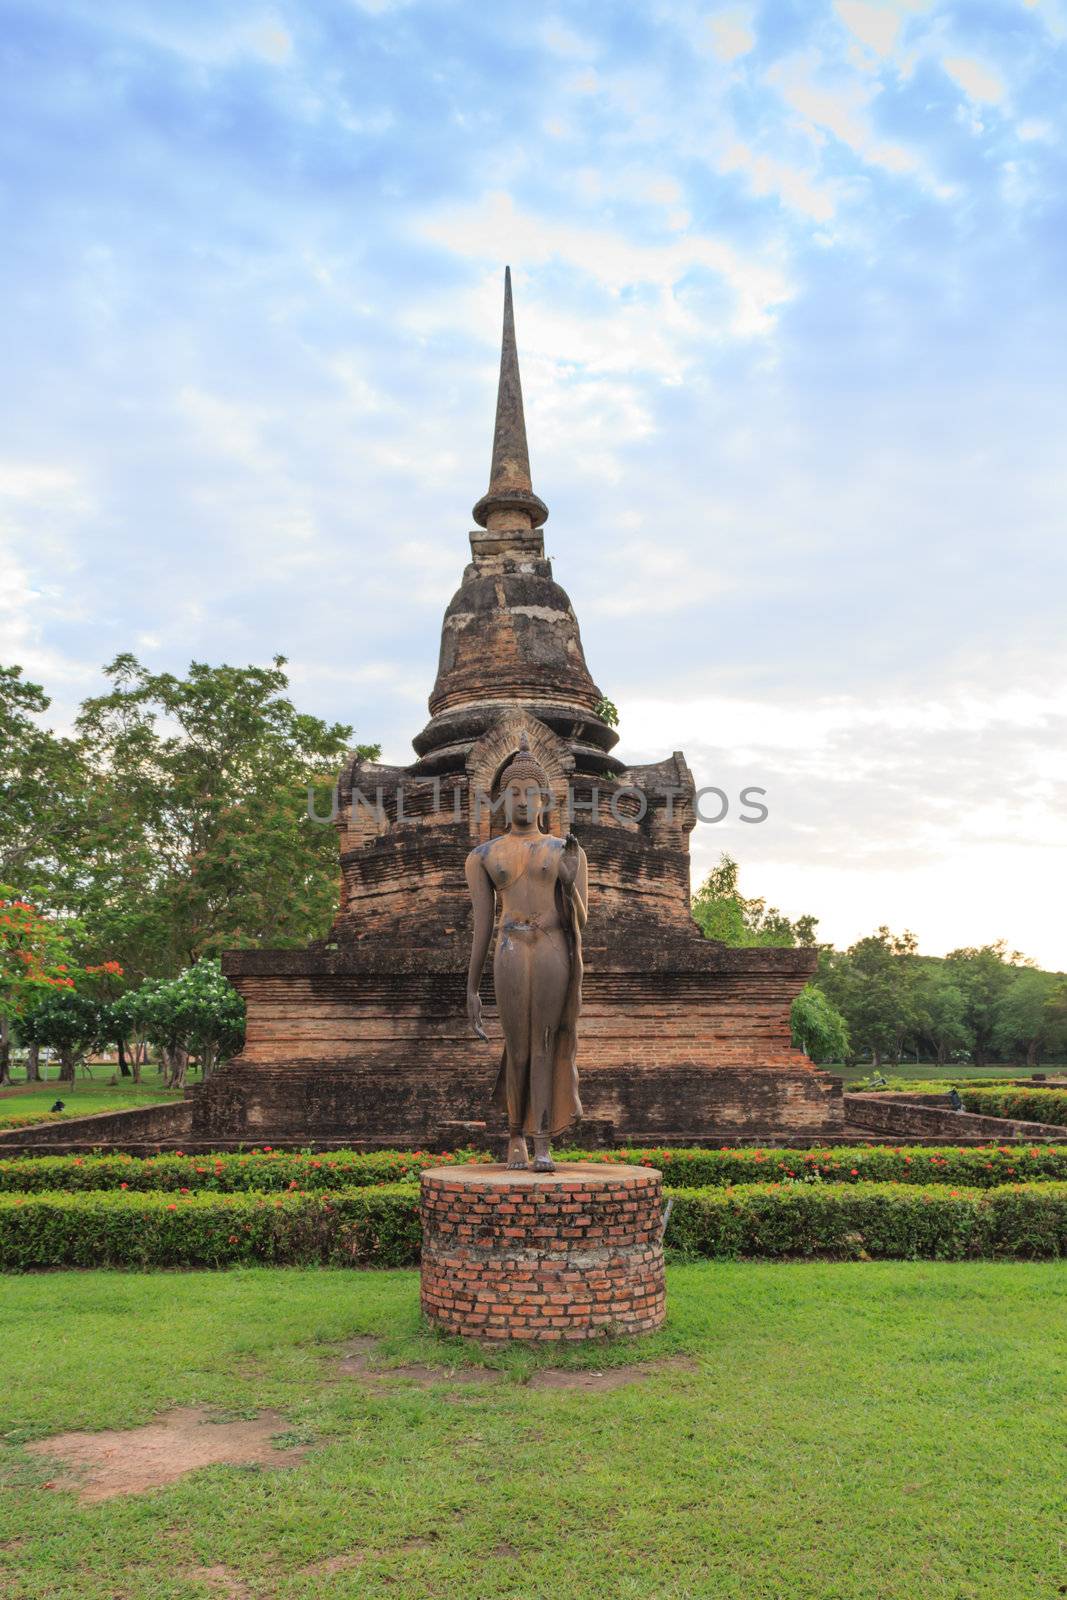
[1,654,378,983]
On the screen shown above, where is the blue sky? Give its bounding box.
[2,0,1066,965]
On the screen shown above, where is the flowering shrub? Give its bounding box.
[0,1180,1064,1268]
[960,1089,1067,1128]
[1,1144,1065,1193]
[565,1144,1067,1188]
[0,1147,492,1193]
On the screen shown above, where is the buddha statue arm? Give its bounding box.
[464,848,494,1042]
[559,833,589,930]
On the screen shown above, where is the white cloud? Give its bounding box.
[834,0,901,58]
[541,21,597,59]
[767,52,931,183]
[250,23,292,64]
[1017,118,1052,141]
[565,68,600,96]
[720,141,837,221]
[0,462,88,506]
[943,56,1006,104]
[587,541,734,617]
[0,463,99,701]
[704,9,755,62]
[619,679,1067,966]
[177,388,270,470]
[98,11,296,67]
[415,191,793,350]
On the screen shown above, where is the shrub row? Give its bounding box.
[666,1182,1067,1261]
[2,1144,1065,1195]
[0,1185,422,1271]
[579,1145,1067,1187]
[0,1147,485,1193]
[960,1089,1067,1127]
[1,1181,1066,1269]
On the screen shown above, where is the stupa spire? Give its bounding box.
[472,267,549,531]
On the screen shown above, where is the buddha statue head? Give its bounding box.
[497,733,551,831]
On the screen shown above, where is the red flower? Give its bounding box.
[850,1169,859,1177]
[167,1203,177,1211]
[119,1182,128,1190]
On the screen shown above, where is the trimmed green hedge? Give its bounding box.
[3,1144,1065,1195]
[2,1182,1066,1268]
[0,1185,422,1271]
[961,1089,1067,1127]
[578,1145,1067,1187]
[666,1182,1067,1261]
[0,1148,484,1193]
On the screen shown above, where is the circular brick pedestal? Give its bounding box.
[419,1162,666,1342]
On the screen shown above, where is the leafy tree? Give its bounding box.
[19,990,103,1083]
[80,960,132,1076]
[944,943,1020,1066]
[692,855,819,948]
[72,654,377,978]
[993,968,1065,1066]
[1045,983,1067,1058]
[0,664,87,894]
[817,928,920,1068]
[791,984,850,1064]
[0,890,80,1083]
[118,959,245,1087]
[911,965,973,1066]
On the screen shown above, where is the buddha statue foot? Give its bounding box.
[506,1134,530,1170]
[531,1137,555,1173]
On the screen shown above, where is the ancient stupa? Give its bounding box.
[203,270,843,1147]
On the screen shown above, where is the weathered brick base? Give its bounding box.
[419,1162,666,1342]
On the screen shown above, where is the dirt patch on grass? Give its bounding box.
[299,1552,366,1577]
[336,1338,500,1389]
[525,1355,698,1391]
[27,1406,308,1502]
[185,1565,252,1598]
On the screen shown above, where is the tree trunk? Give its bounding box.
[26,1042,40,1083]
[117,1036,131,1077]
[0,1015,11,1084]
[1027,1038,1040,1067]
[58,1048,75,1084]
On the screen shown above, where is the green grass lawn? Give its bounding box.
[0,1078,183,1126]
[1,1262,1064,1599]
[832,1061,1061,1086]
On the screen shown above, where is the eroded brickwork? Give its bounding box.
[419,1163,666,1341]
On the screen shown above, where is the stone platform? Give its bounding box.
[419,1162,666,1342]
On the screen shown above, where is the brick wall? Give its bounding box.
[420,1162,666,1341]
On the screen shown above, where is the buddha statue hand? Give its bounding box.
[467,987,488,1043]
[559,831,580,885]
